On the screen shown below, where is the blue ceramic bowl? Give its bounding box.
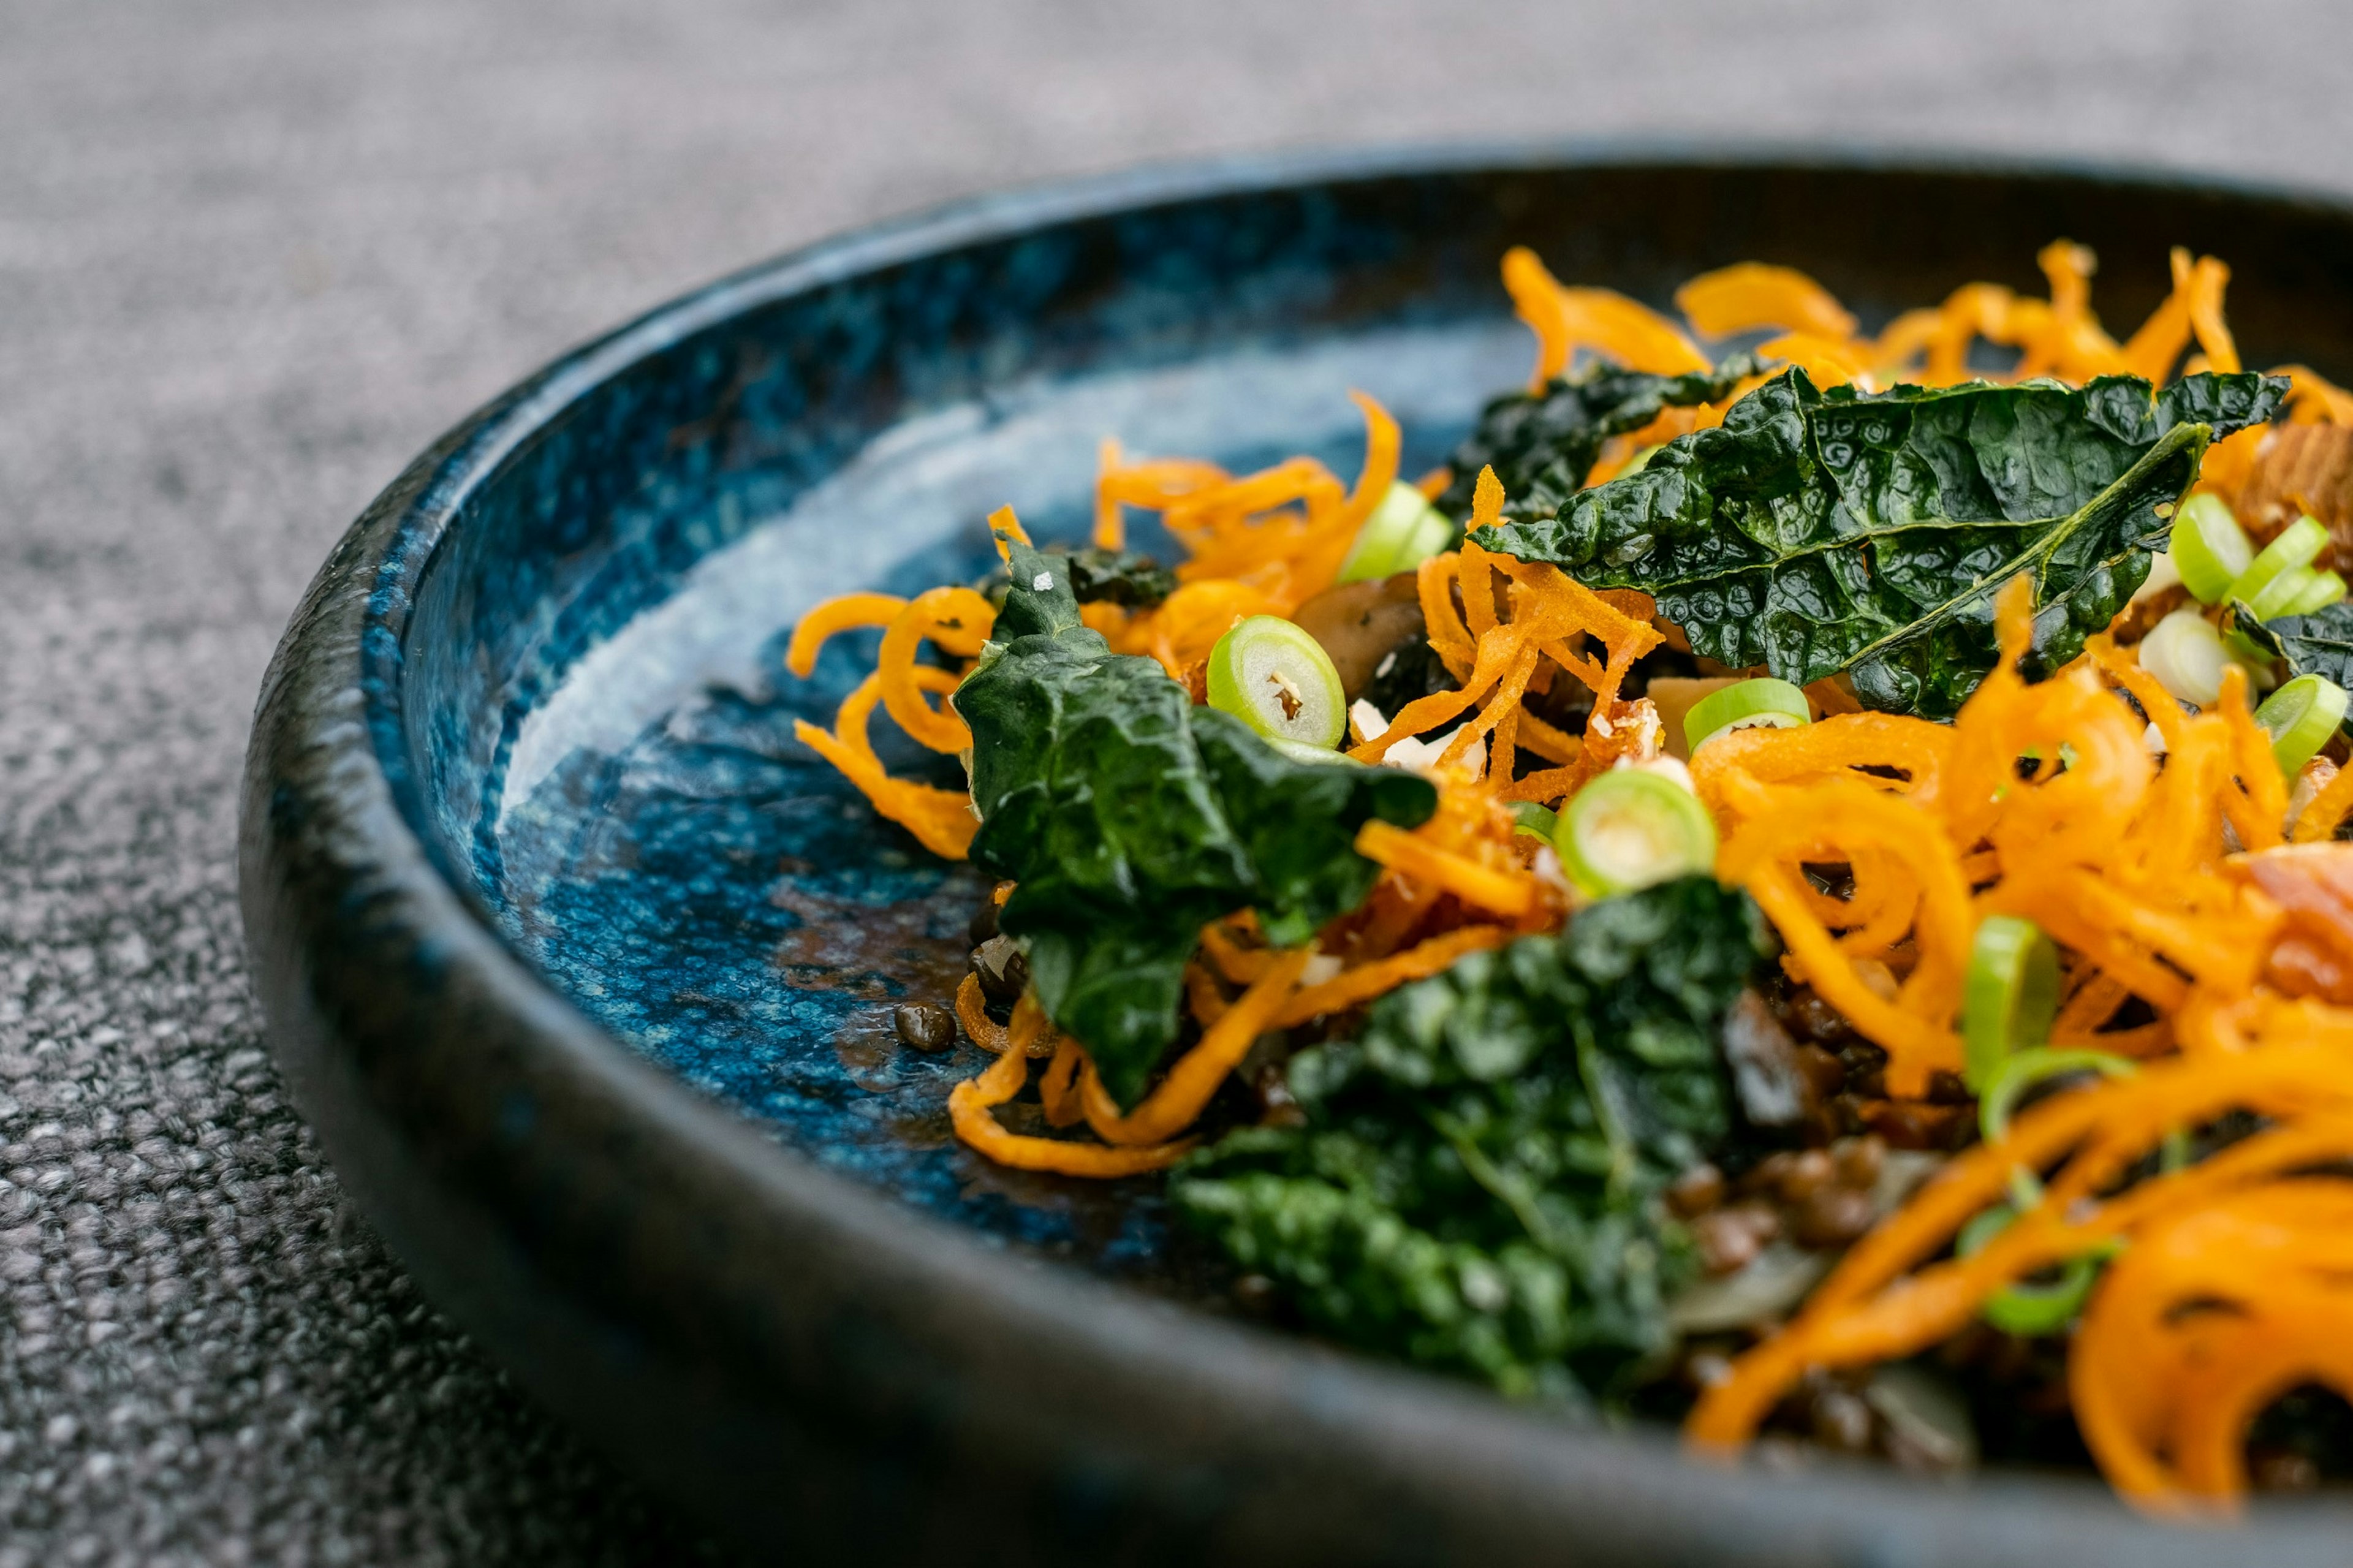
[241,145,2353,1563]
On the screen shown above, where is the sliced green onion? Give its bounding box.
[2246,563,2327,621]
[1207,616,1347,748]
[1963,916,2059,1091]
[1510,801,1559,841]
[1265,735,1363,767]
[1955,1204,2015,1259]
[2226,513,2329,609]
[1336,482,1451,584]
[2281,568,2349,618]
[2254,673,2349,778]
[2167,493,2253,604]
[2137,607,2234,706]
[1979,1047,2137,1145]
[1556,768,1718,898]
[1398,508,1455,569]
[1965,1047,2148,1332]
[1683,678,1812,754]
[1955,1202,2104,1336]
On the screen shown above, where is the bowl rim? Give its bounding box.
[240,138,2353,1562]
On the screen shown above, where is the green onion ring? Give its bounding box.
[1556,768,1718,897]
[2168,493,2254,605]
[2254,673,2350,778]
[1205,615,1347,748]
[2227,513,2330,610]
[1682,677,1812,755]
[1961,916,2060,1091]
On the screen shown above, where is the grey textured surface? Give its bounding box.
[6,1,2353,1561]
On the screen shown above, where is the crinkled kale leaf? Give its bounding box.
[1475,369,2288,718]
[1060,545,1178,608]
[1171,877,1774,1404]
[983,545,1177,610]
[955,539,1436,1107]
[2238,599,2353,721]
[1433,354,1765,522]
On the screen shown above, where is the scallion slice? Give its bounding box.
[1955,1202,2104,1336]
[1979,1047,2137,1145]
[2226,513,2329,609]
[1510,801,1559,841]
[1336,482,1451,584]
[1265,735,1364,767]
[1682,677,1812,754]
[2167,493,2253,604]
[1397,508,1455,569]
[2254,673,2350,778]
[1206,616,1347,748]
[2136,607,2233,706]
[1962,915,2059,1091]
[1556,768,1718,897]
[2245,563,2327,621]
[1960,1048,2142,1331]
[2281,568,2349,618]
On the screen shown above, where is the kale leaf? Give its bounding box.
[983,545,1176,610]
[1171,877,1775,1403]
[1433,355,1764,522]
[1061,546,1177,608]
[2237,600,2353,716]
[1476,369,2289,718]
[956,539,1436,1107]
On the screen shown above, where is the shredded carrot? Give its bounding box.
[791,668,977,858]
[876,587,993,752]
[2294,762,2353,844]
[1078,950,1310,1146]
[1273,925,1515,1026]
[987,502,1031,555]
[2185,254,2241,374]
[1355,819,1535,920]
[1503,246,1707,386]
[1093,437,1126,550]
[1719,779,1973,1095]
[955,972,1006,1055]
[1675,262,1857,343]
[2272,364,2353,425]
[1038,1035,1086,1127]
[948,1043,1194,1178]
[784,592,906,678]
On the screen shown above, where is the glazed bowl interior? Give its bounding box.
[354,150,2353,1550]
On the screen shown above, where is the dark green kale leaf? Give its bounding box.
[1172,877,1775,1403]
[955,540,1436,1107]
[1433,355,1764,522]
[982,545,1176,610]
[2236,600,2353,712]
[1476,369,2289,718]
[1061,546,1176,608]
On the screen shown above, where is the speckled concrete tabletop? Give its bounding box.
[6,1,2353,1561]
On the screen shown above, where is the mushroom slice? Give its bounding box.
[2240,422,2353,568]
[1289,571,1427,702]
